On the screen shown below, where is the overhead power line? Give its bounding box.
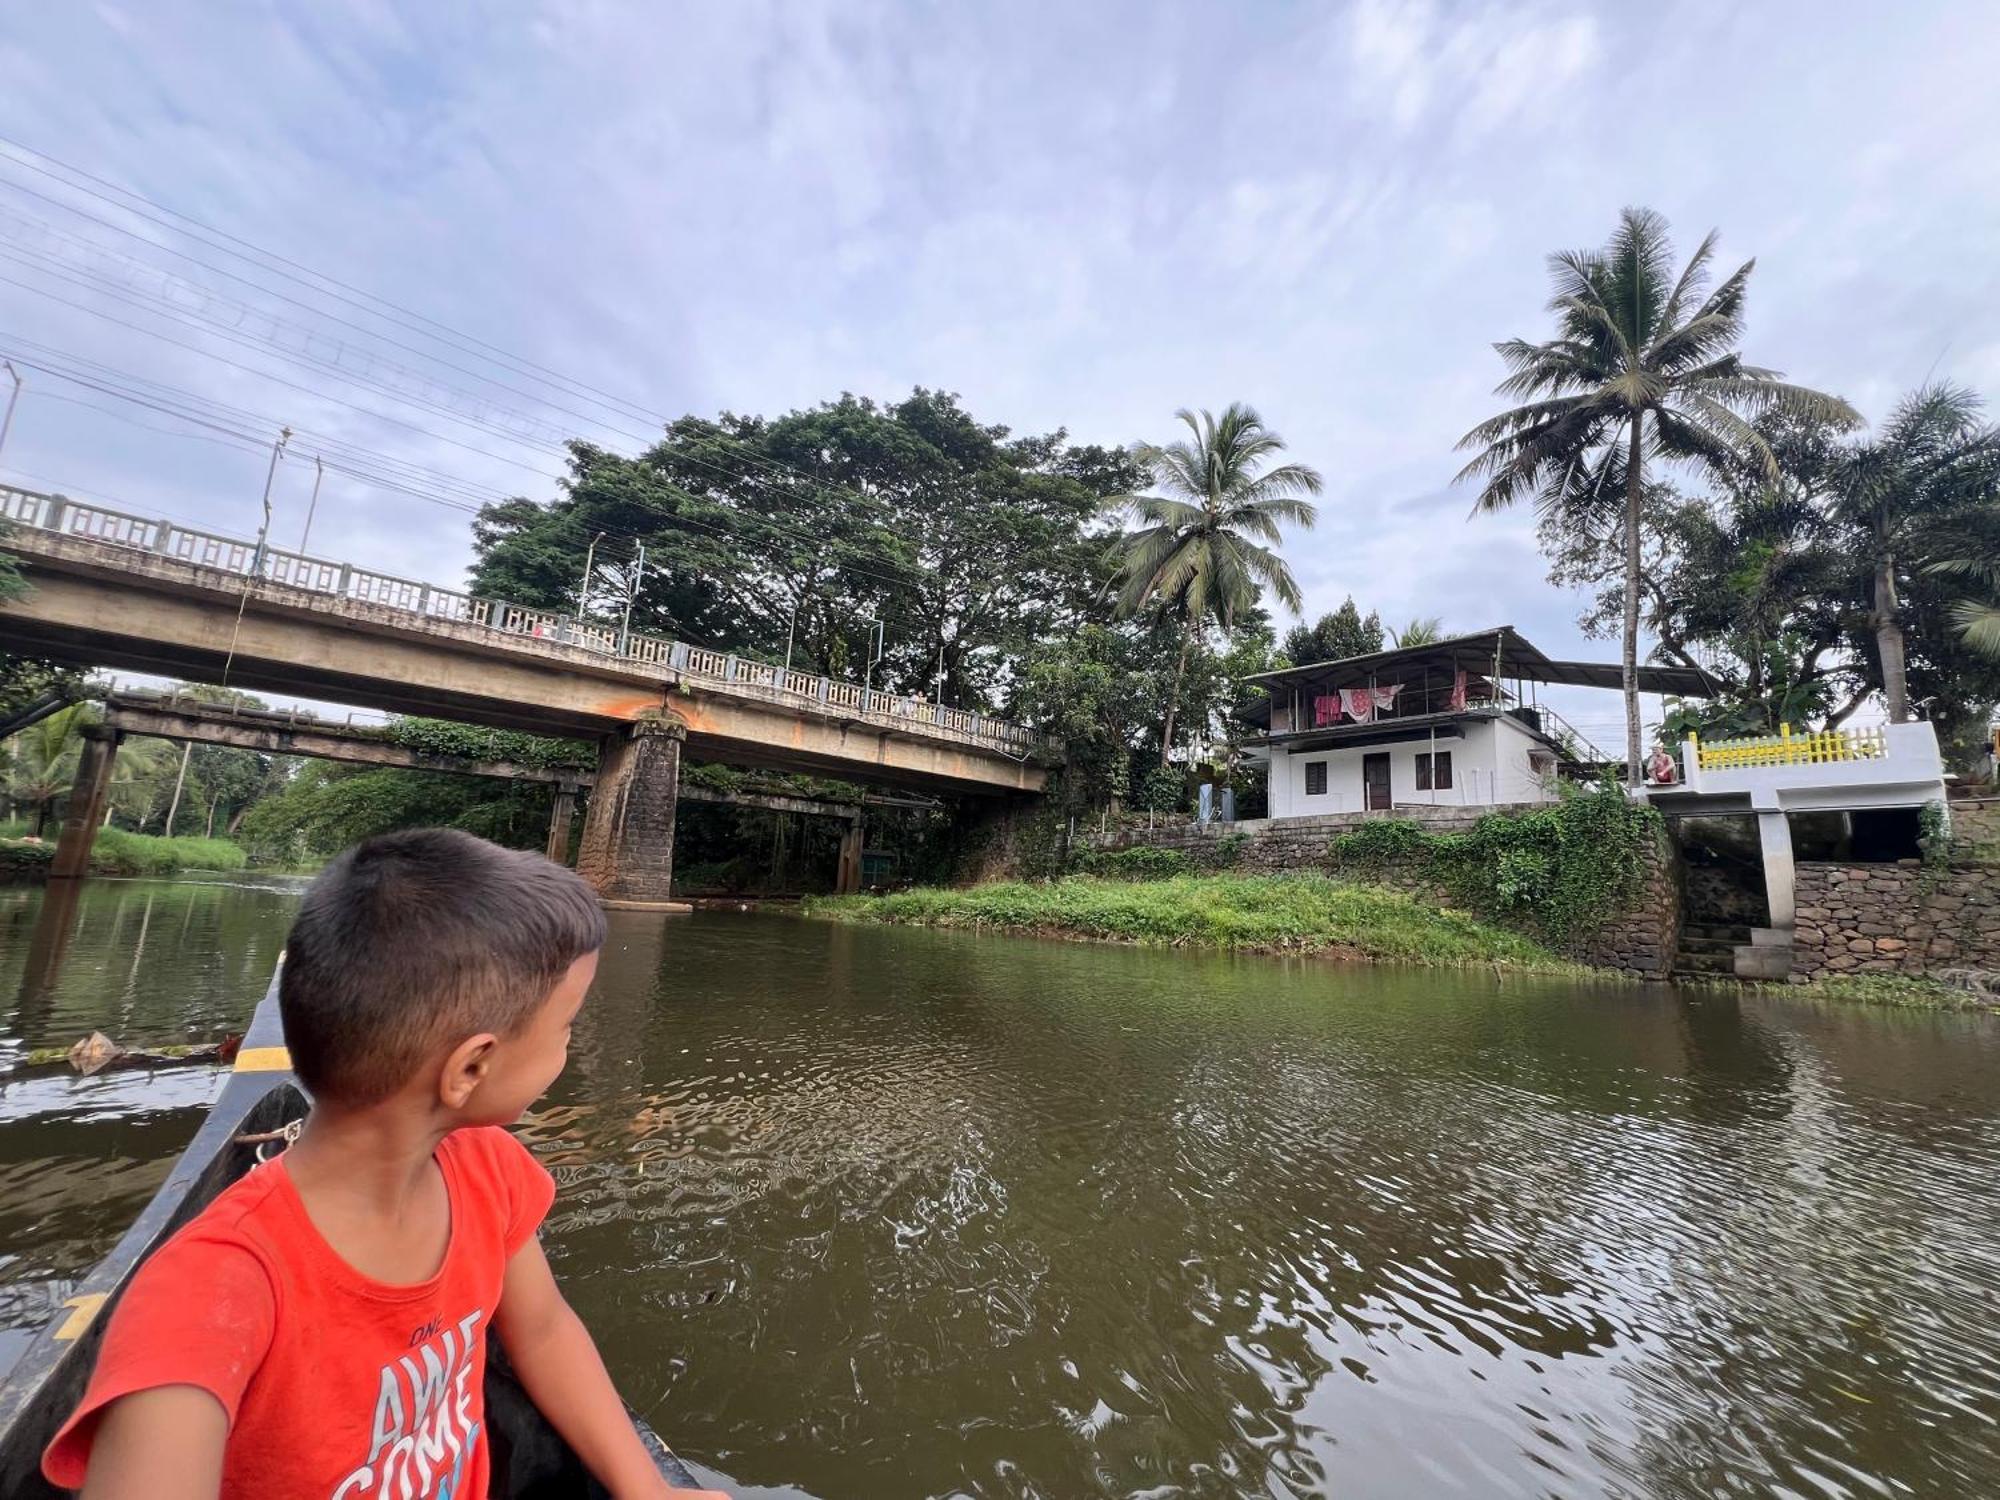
[0,134,961,526]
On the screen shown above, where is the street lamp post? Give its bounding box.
[250,427,292,577]
[618,541,646,655]
[298,455,325,554]
[863,618,884,713]
[577,532,605,620]
[0,361,22,467]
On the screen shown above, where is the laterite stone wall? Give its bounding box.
[1789,861,2000,981]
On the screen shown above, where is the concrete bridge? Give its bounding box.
[58,691,889,893]
[2,485,1046,906]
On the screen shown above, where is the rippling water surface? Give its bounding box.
[5,877,2000,1498]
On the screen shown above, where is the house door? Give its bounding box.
[1363,753,1392,811]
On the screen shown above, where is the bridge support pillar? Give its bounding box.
[576,712,690,911]
[836,814,865,894]
[545,783,579,866]
[50,725,121,880]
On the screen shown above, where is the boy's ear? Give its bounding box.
[438,1033,500,1110]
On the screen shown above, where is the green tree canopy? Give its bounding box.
[1280,598,1384,666]
[470,389,1138,712]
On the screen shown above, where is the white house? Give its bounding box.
[1241,627,1718,815]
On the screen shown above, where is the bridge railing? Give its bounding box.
[2,483,1042,758]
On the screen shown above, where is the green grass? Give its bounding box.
[805,873,1586,971]
[1,828,250,877]
[1787,973,2000,1012]
[90,828,248,875]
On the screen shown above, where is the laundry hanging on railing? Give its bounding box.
[1337,685,1403,723]
[1448,670,1468,713]
[1313,694,1341,727]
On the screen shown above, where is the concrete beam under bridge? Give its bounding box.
[88,695,880,880]
[4,527,1047,798]
[100,699,585,784]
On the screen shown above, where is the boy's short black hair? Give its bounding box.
[280,828,606,1104]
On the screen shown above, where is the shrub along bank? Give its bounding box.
[805,873,1583,971]
[0,828,248,878]
[1323,786,1660,951]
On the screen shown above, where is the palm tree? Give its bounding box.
[1390,616,1444,648]
[1951,595,2000,658]
[1114,404,1322,765]
[1457,207,1856,781]
[1827,384,2000,721]
[5,703,87,837]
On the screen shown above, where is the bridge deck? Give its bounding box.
[2,485,1047,796]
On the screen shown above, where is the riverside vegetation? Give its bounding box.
[806,873,1579,970]
[0,824,248,878]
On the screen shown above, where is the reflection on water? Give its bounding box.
[5,879,2000,1497]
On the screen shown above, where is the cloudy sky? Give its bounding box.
[2,1,1997,740]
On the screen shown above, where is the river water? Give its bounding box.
[3,876,1999,1499]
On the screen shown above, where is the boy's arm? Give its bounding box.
[495,1238,725,1500]
[78,1386,226,1500]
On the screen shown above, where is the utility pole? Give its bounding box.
[298,454,324,553]
[577,532,605,618]
[784,596,799,672]
[250,427,291,577]
[163,741,193,837]
[618,541,645,654]
[225,427,290,689]
[0,361,21,466]
[864,618,884,712]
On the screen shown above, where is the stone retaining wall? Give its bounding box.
[1681,863,1768,927]
[1080,808,1681,980]
[1790,860,2000,980]
[1086,804,1537,869]
[1948,794,2000,849]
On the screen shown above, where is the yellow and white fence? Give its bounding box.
[1691,724,1889,772]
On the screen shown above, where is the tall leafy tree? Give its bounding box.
[470,391,1131,712]
[1458,207,1855,779]
[1113,404,1321,764]
[1825,383,2000,721]
[1280,597,1383,665]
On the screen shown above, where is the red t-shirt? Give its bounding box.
[44,1125,554,1500]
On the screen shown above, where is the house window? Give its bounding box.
[1415,751,1453,791]
[1304,760,1328,796]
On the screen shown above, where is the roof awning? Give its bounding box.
[1242,626,1721,698]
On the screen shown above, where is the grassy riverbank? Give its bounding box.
[806,873,1584,970]
[1788,973,2000,1012]
[0,828,248,878]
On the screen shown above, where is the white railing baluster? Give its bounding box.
[1,480,1043,757]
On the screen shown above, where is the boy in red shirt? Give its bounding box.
[43,828,724,1500]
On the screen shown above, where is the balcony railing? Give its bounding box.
[1692,723,1887,771]
[1271,683,1608,762]
[1,484,1041,758]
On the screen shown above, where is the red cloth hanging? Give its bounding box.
[1313,694,1341,727]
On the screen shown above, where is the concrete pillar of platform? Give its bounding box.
[575,713,690,911]
[49,725,121,880]
[1755,808,1796,931]
[545,782,579,866]
[835,813,865,894]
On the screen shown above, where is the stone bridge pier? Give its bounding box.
[575,711,691,911]
[50,724,121,880]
